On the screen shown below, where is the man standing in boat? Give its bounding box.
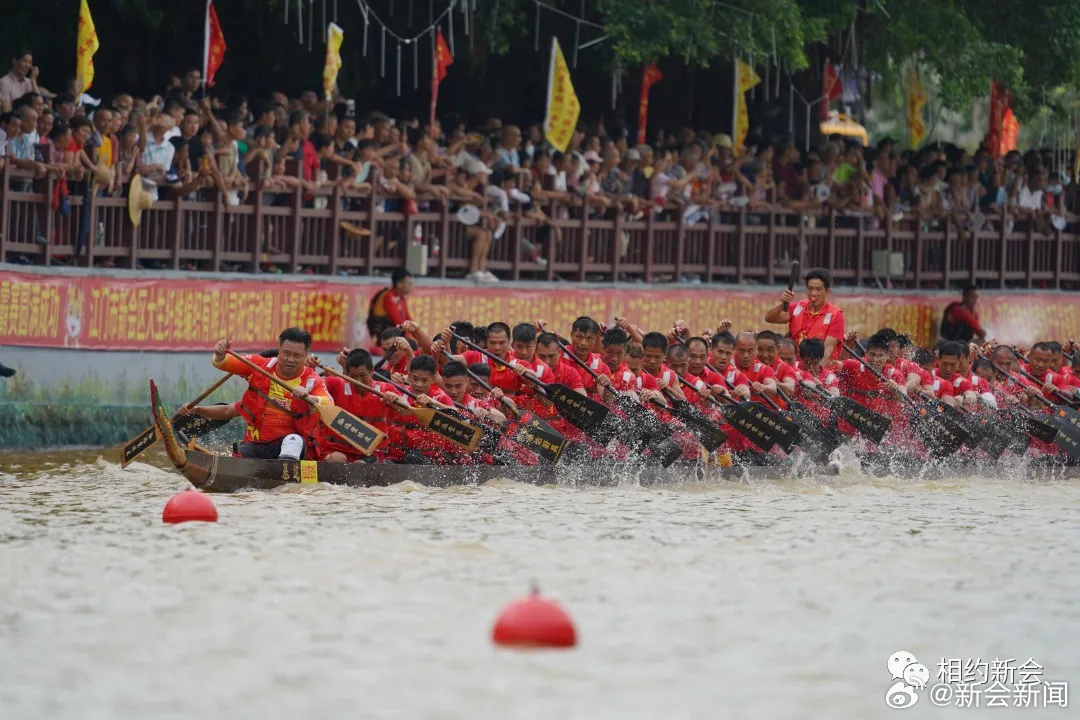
[211,328,332,460]
[764,267,846,360]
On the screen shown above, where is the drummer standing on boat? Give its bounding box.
[211,328,332,460]
[764,267,846,360]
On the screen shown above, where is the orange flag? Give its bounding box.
[430,29,453,129]
[203,0,226,87]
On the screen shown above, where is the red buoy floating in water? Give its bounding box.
[162,490,218,524]
[492,585,577,648]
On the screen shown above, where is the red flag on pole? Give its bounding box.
[819,60,840,121]
[203,0,226,88]
[637,63,662,145]
[430,29,453,130]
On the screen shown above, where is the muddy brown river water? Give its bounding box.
[1,448,1078,719]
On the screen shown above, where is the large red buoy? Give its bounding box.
[492,585,577,648]
[162,490,218,524]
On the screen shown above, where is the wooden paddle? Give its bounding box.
[318,363,482,452]
[799,380,892,444]
[782,260,800,312]
[451,334,611,432]
[456,363,571,464]
[121,374,232,467]
[845,343,968,457]
[226,350,385,456]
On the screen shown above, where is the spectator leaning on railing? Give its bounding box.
[0,49,1076,280]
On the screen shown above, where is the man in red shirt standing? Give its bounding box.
[765,267,846,359]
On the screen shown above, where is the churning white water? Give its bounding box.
[1,449,1078,719]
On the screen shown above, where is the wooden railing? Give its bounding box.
[3,162,1080,289]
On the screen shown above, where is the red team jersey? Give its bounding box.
[788,300,845,358]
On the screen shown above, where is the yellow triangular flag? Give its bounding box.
[543,38,581,153]
[75,0,100,94]
[323,23,345,100]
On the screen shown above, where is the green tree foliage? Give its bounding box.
[2,0,1078,120]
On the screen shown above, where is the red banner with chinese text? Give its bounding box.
[0,272,350,351]
[1,270,1077,351]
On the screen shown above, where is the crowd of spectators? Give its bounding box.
[0,47,1075,281]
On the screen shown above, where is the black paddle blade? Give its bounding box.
[1006,409,1057,443]
[910,402,968,458]
[514,412,570,464]
[121,406,232,467]
[669,399,727,452]
[546,384,610,430]
[973,415,1014,459]
[785,400,840,456]
[326,410,384,455]
[427,410,484,451]
[648,438,684,468]
[1048,408,1080,461]
[613,393,674,442]
[718,402,778,452]
[830,396,892,444]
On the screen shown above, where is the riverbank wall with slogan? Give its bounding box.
[1,264,1078,449]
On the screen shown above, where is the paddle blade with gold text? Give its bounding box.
[316,403,386,456]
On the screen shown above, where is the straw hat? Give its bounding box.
[128,176,154,227]
[91,164,115,191]
[340,221,372,237]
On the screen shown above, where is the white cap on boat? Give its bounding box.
[279,434,304,461]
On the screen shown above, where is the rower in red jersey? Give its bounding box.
[640,332,688,401]
[953,343,998,407]
[765,267,846,359]
[1028,342,1080,402]
[685,336,723,386]
[705,331,753,400]
[534,332,588,435]
[830,334,909,438]
[384,355,460,464]
[503,323,557,411]
[693,331,754,454]
[873,328,933,395]
[604,329,654,394]
[792,339,840,423]
[564,316,612,399]
[986,345,1034,406]
[378,327,415,376]
[440,360,507,423]
[777,337,798,369]
[316,348,396,463]
[931,342,978,407]
[754,330,798,401]
[445,322,521,395]
[732,332,779,405]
